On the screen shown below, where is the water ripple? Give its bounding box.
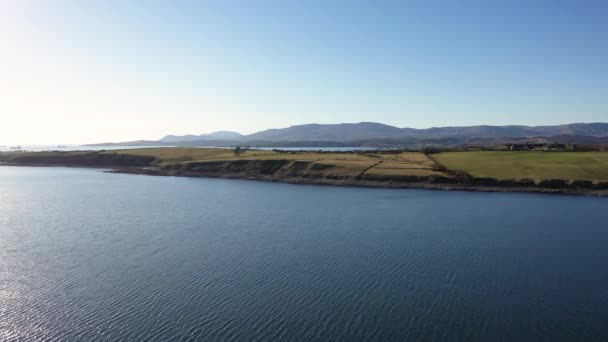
[1,166,608,341]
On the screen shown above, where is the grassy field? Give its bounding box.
[111,148,376,163]
[434,151,608,181]
[111,148,444,178]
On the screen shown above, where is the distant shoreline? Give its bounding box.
[2,147,608,197]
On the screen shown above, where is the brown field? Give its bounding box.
[111,147,447,178]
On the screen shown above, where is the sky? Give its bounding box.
[0,0,607,144]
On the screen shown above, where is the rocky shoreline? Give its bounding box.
[109,166,608,197]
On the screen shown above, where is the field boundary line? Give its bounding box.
[357,160,384,179]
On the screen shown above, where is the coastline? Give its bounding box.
[1,162,606,196]
[2,147,607,197]
[108,166,608,197]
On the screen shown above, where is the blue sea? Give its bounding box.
[1,166,607,341]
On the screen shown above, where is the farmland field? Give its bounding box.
[434,151,608,181]
[111,148,446,178]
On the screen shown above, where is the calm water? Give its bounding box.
[0,145,377,152]
[1,167,607,341]
[0,145,167,152]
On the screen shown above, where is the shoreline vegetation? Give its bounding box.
[1,147,608,196]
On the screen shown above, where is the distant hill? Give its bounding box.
[160,131,243,142]
[246,122,404,141]
[409,123,608,138]
[160,122,608,143]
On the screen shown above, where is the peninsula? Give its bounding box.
[1,147,608,196]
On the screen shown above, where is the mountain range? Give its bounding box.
[161,131,245,142]
[159,122,608,143]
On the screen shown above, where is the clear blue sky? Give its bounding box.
[1,0,607,143]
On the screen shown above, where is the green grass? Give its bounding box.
[113,148,387,163]
[107,147,269,164]
[434,151,608,181]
